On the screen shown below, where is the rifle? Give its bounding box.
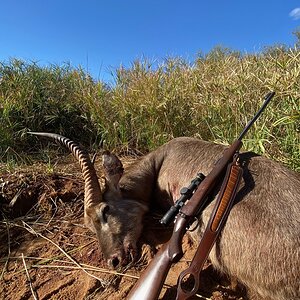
[127,92,275,300]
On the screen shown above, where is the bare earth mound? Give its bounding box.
[0,160,246,300]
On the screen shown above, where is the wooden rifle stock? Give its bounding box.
[127,217,188,300]
[176,159,243,300]
[127,92,275,300]
[127,140,242,300]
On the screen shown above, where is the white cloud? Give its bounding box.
[290,8,300,20]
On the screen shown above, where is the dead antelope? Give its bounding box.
[29,132,300,300]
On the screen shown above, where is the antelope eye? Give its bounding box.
[119,184,127,194]
[101,205,110,223]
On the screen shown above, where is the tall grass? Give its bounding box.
[0,59,109,158]
[0,47,299,171]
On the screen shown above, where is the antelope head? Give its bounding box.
[29,132,147,269]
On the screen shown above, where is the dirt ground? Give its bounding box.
[0,158,246,300]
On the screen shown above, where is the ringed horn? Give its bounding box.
[28,132,103,209]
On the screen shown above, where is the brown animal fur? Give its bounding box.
[32,132,300,299]
[103,137,299,300]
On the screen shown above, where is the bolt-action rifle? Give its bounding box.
[127,92,275,300]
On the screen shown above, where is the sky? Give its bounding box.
[1,1,300,83]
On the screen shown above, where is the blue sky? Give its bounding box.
[1,1,300,83]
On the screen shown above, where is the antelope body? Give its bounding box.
[30,133,300,300]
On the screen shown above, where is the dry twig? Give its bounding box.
[21,221,108,287]
[0,221,11,280]
[21,253,38,300]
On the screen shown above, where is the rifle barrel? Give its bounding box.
[127,91,275,300]
[238,91,275,141]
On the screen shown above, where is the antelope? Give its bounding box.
[29,132,300,300]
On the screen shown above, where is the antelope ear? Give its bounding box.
[102,151,124,189]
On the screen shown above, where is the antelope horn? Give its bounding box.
[28,132,103,208]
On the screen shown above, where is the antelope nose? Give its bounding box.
[109,256,120,269]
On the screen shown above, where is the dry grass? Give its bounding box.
[0,47,299,171]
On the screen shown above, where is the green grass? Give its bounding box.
[0,46,299,171]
